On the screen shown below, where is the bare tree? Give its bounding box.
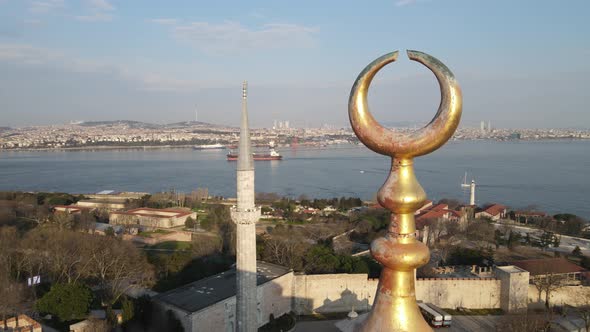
[495,312,550,332]
[22,228,91,284]
[531,272,566,309]
[443,220,461,238]
[466,219,495,245]
[262,237,307,270]
[191,235,222,257]
[87,236,154,307]
[0,272,26,321]
[52,211,74,230]
[425,218,445,244]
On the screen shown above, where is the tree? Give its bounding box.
[86,236,154,307]
[0,272,26,321]
[465,220,495,244]
[303,245,340,274]
[573,246,583,256]
[52,211,74,230]
[539,231,557,251]
[121,297,135,323]
[105,227,115,236]
[185,217,196,229]
[444,220,461,238]
[446,247,494,266]
[496,312,550,332]
[262,236,308,271]
[35,283,92,322]
[191,235,222,257]
[552,235,560,248]
[554,213,586,235]
[531,272,566,309]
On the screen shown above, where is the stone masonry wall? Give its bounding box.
[293,274,504,314]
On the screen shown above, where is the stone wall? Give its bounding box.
[293,274,507,314]
[528,285,590,309]
[293,274,374,314]
[416,278,502,309]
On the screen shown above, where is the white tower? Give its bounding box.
[470,179,476,206]
[230,81,261,332]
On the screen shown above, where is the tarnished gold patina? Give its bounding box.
[349,50,462,332]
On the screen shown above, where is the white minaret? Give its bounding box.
[470,179,476,206]
[230,81,260,332]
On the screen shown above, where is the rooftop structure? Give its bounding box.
[476,204,507,220]
[154,261,290,314]
[512,258,586,279]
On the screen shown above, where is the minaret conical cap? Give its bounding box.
[238,81,254,171]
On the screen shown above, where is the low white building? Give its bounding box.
[110,208,197,229]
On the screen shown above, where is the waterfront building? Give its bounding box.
[475,204,507,221]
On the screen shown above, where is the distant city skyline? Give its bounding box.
[0,1,589,129]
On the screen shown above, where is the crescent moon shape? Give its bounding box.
[348,50,462,158]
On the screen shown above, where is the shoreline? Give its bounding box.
[1,138,589,152]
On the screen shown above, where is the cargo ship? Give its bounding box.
[193,144,225,150]
[227,148,282,161]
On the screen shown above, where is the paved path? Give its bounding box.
[494,222,590,255]
[450,315,500,331]
[293,316,502,331]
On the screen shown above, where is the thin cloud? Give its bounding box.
[396,0,417,6]
[88,0,114,11]
[75,0,115,22]
[29,0,64,14]
[75,13,113,22]
[0,43,210,91]
[152,20,318,54]
[149,18,178,25]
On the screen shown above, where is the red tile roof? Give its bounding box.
[430,204,448,211]
[416,209,447,222]
[512,258,585,276]
[483,204,506,217]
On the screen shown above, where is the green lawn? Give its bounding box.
[149,241,192,250]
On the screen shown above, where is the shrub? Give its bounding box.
[36,283,92,322]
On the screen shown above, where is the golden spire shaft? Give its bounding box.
[348,50,462,331]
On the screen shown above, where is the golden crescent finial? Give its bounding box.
[348,50,462,158]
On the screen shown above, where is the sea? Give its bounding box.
[0,140,588,219]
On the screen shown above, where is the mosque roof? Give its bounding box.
[153,261,291,314]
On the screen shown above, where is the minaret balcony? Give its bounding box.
[230,206,261,225]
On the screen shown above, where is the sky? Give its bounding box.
[0,0,589,129]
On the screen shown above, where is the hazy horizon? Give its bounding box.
[1,0,589,129]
